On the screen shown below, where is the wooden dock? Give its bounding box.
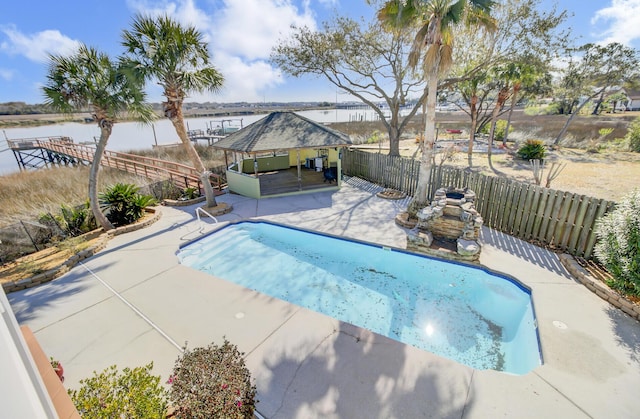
[188,130,226,146]
[7,137,225,193]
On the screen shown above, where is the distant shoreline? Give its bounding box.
[0,104,332,129]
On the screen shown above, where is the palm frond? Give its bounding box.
[377,0,421,30]
[42,43,154,125]
[408,23,431,69]
[122,14,224,101]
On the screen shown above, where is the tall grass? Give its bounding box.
[127,144,228,173]
[0,167,151,227]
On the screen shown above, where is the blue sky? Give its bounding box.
[1,0,639,105]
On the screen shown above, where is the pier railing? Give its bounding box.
[8,137,224,192]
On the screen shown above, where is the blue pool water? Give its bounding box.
[177,221,542,374]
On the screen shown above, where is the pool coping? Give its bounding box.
[177,218,543,375]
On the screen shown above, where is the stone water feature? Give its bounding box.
[407,187,483,262]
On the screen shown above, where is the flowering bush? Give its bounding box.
[625,116,640,152]
[594,189,640,296]
[168,339,257,419]
[68,363,167,418]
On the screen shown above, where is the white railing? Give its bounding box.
[195,207,219,231]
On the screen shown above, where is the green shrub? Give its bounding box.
[366,130,381,144]
[69,363,167,418]
[625,116,640,152]
[99,183,158,227]
[60,203,94,236]
[594,190,640,296]
[479,119,512,142]
[182,187,200,200]
[38,201,97,238]
[169,339,257,419]
[517,139,547,160]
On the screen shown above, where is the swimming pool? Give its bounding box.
[177,221,542,374]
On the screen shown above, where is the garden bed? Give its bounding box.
[1,208,161,292]
[559,254,640,322]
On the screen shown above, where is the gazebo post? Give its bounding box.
[296,149,302,191]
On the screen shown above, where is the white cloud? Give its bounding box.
[210,52,284,102]
[0,68,14,81]
[126,0,213,35]
[211,0,317,61]
[591,0,640,46]
[0,25,81,62]
[127,0,319,102]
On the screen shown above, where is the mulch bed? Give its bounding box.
[575,257,640,305]
[376,188,407,200]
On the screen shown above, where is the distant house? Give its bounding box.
[624,88,640,111]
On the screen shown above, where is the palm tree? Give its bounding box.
[122,14,224,208]
[378,0,495,213]
[43,45,155,231]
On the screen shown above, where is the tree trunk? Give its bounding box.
[387,101,401,156]
[486,114,498,173]
[487,88,509,174]
[467,95,478,168]
[503,84,520,146]
[388,126,400,156]
[89,123,115,231]
[554,89,604,145]
[591,89,606,115]
[169,106,217,207]
[412,66,439,211]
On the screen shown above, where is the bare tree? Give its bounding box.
[272,17,427,157]
[554,43,640,145]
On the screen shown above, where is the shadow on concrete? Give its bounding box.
[480,227,573,279]
[606,306,640,367]
[257,323,472,419]
[7,265,99,324]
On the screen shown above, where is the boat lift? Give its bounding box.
[206,118,243,136]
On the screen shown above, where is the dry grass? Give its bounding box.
[335,111,640,202]
[1,112,638,228]
[0,167,152,227]
[452,148,640,202]
[125,144,228,173]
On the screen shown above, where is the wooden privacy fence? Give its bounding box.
[341,149,615,259]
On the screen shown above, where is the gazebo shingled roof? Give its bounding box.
[210,111,352,153]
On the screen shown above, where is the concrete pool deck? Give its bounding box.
[8,177,640,418]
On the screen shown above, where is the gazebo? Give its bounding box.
[211,111,353,198]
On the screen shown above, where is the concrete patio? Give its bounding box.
[7,177,640,418]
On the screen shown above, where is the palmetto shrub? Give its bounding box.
[516,139,547,160]
[168,339,257,419]
[69,363,167,418]
[594,190,640,296]
[99,183,157,226]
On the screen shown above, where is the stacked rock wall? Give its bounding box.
[407,187,483,261]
